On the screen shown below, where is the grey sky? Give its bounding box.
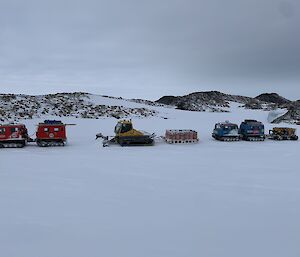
[0,0,299,100]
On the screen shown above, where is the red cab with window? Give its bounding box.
[0,124,29,148]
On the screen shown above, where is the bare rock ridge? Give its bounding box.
[156,91,289,112]
[255,93,291,105]
[156,91,300,124]
[156,91,253,112]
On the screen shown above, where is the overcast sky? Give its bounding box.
[0,0,299,100]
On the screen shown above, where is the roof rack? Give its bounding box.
[244,119,258,123]
[42,120,63,124]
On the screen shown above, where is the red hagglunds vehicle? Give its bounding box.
[36,120,68,147]
[0,124,29,148]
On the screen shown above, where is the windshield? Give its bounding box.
[250,125,263,130]
[115,122,132,134]
[222,125,238,130]
[120,123,132,133]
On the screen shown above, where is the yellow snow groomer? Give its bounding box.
[113,120,154,146]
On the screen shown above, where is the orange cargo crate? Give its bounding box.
[165,129,199,144]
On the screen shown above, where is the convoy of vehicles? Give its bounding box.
[212,120,299,142]
[212,120,266,142]
[0,118,298,149]
[0,120,73,148]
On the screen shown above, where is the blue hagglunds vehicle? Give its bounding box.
[212,121,240,141]
[239,119,265,141]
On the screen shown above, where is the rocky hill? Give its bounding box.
[156,91,300,124]
[157,91,245,112]
[271,100,300,124]
[156,91,282,112]
[255,93,291,106]
[1,91,299,125]
[0,92,158,123]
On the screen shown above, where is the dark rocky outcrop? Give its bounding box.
[271,100,300,124]
[255,93,291,106]
[157,91,270,112]
[155,96,180,106]
[156,91,300,124]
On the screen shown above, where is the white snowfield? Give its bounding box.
[1,102,299,257]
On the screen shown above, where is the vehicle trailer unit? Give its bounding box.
[165,129,198,144]
[36,120,67,147]
[0,124,29,148]
[268,127,298,141]
[239,119,265,141]
[212,121,240,141]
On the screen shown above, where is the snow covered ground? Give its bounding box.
[1,103,300,257]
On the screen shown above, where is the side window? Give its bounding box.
[44,128,49,132]
[10,127,18,133]
[54,127,59,132]
[0,128,6,134]
[114,123,122,134]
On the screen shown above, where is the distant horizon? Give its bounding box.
[0,87,298,101]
